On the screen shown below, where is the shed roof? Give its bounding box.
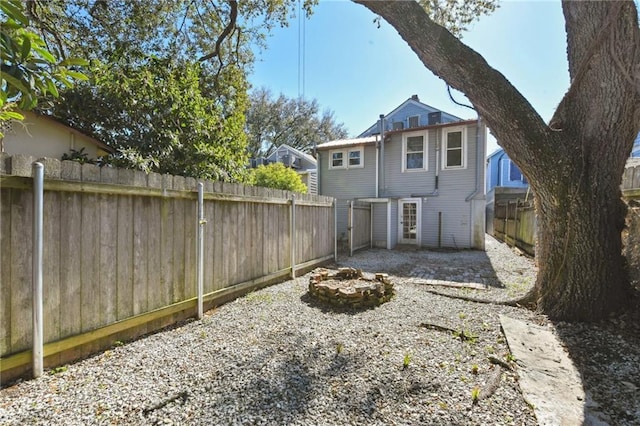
[316,136,379,150]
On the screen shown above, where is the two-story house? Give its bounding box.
[249,144,318,194]
[317,95,486,250]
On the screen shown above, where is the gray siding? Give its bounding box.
[320,121,486,250]
[382,124,483,249]
[318,144,377,238]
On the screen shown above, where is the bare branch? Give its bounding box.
[198,0,238,63]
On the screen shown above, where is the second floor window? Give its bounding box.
[443,128,466,169]
[408,115,420,128]
[349,150,361,167]
[403,132,427,171]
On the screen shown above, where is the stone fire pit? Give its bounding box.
[308,267,395,309]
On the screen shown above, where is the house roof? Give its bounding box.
[316,136,379,150]
[29,111,115,154]
[268,143,317,164]
[382,119,479,136]
[358,95,465,137]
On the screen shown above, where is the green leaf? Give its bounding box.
[32,46,56,63]
[46,79,59,98]
[0,1,29,26]
[65,70,89,81]
[59,57,89,67]
[2,111,24,120]
[20,34,31,60]
[1,71,30,94]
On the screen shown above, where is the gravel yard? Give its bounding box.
[1,236,638,425]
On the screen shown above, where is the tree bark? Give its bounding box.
[354,0,640,320]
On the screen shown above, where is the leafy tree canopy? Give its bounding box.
[246,87,348,158]
[250,162,307,193]
[0,0,87,134]
[22,0,316,181]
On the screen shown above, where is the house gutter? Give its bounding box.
[465,117,483,202]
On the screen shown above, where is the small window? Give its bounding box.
[393,122,404,130]
[403,132,427,172]
[348,150,362,167]
[408,115,420,128]
[329,147,364,170]
[443,128,466,169]
[330,151,344,169]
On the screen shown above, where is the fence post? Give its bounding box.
[32,162,44,378]
[333,199,337,262]
[290,194,296,279]
[349,200,354,257]
[196,182,205,320]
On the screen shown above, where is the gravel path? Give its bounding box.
[1,236,637,425]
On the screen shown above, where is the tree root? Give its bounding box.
[419,287,538,309]
[478,368,504,401]
[418,322,477,342]
[488,355,513,371]
[143,391,189,416]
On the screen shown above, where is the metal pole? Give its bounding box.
[290,195,296,279]
[32,162,44,378]
[370,204,373,249]
[196,183,205,320]
[349,200,354,257]
[333,200,337,262]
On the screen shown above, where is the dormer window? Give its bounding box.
[408,115,420,128]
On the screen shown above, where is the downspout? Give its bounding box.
[379,114,385,196]
[465,117,483,202]
[375,135,379,198]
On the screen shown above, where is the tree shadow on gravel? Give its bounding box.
[552,296,640,425]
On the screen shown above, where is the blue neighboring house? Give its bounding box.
[485,148,528,193]
[486,132,640,193]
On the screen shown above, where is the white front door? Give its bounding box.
[398,198,421,245]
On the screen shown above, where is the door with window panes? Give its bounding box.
[398,198,421,245]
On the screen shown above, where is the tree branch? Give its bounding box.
[353,0,553,174]
[198,0,238,62]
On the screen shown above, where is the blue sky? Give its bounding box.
[250,0,569,154]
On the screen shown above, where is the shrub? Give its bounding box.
[250,162,307,193]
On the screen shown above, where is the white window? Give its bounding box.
[330,150,345,169]
[442,127,466,169]
[348,148,363,168]
[402,132,428,172]
[408,115,420,128]
[329,147,364,169]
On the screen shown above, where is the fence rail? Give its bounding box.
[0,155,334,383]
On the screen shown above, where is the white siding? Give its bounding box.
[372,203,388,248]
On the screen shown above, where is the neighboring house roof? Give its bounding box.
[358,95,465,137]
[32,111,115,154]
[267,143,316,165]
[316,136,378,150]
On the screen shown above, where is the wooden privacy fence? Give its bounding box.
[348,200,372,256]
[0,154,335,383]
[493,198,536,256]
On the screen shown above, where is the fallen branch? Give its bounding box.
[419,288,535,309]
[143,391,189,416]
[418,323,477,342]
[478,368,503,401]
[488,355,513,371]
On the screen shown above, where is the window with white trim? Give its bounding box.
[330,150,344,169]
[329,147,364,169]
[402,132,428,172]
[442,128,466,169]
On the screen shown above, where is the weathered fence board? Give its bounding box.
[1,156,334,383]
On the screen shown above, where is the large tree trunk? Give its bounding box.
[355,0,640,320]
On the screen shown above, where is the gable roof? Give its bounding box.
[267,143,317,164]
[27,111,115,154]
[358,95,464,137]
